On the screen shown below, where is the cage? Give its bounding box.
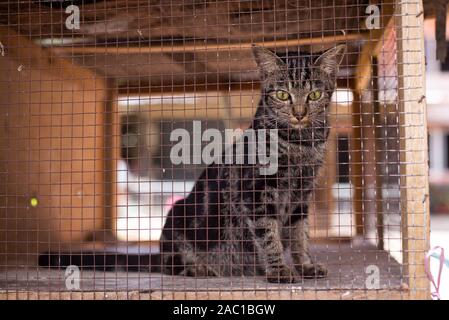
[0,0,430,300]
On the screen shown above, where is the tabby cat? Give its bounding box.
[160,44,346,283]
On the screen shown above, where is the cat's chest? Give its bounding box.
[279,136,326,157]
[274,143,326,204]
[278,143,326,176]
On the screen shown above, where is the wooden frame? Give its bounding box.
[0,0,431,300]
[396,0,430,300]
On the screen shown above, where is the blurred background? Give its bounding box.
[425,16,449,299]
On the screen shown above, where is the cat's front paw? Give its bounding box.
[266,266,297,283]
[295,262,327,278]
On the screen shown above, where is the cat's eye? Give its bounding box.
[275,90,290,101]
[308,90,322,101]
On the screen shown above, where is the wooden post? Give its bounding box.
[320,129,337,238]
[372,58,384,250]
[355,58,385,247]
[395,0,430,299]
[103,80,120,240]
[361,85,379,242]
[352,1,395,238]
[350,89,364,236]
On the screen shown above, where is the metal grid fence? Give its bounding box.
[0,0,429,300]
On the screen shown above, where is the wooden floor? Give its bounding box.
[0,242,408,299]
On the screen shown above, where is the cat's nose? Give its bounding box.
[292,105,307,119]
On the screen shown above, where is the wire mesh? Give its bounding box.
[0,0,429,300]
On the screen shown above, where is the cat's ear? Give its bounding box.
[252,45,285,79]
[314,45,346,77]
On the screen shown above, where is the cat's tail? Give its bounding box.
[38,250,162,273]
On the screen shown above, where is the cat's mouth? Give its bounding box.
[290,107,309,127]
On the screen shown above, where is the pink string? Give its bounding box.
[425,246,445,300]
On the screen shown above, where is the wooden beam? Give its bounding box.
[116,90,259,120]
[351,1,396,237]
[422,0,448,19]
[395,0,430,300]
[372,57,385,250]
[117,82,260,97]
[0,289,409,300]
[350,89,364,236]
[117,79,352,97]
[52,34,365,55]
[104,80,120,239]
[352,59,385,244]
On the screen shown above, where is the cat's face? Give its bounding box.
[252,45,346,132]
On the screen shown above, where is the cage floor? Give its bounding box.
[0,243,403,294]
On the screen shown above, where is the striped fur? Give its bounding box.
[160,45,346,282]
